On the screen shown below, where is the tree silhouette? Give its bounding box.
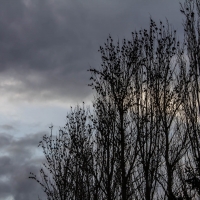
[180,0,200,197]
[89,34,141,199]
[29,105,95,199]
[30,1,200,199]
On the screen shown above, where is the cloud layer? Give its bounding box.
[0,131,47,200]
[0,0,184,104]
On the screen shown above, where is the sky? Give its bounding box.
[0,0,186,199]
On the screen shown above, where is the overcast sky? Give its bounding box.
[0,0,186,199]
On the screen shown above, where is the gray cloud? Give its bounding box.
[0,0,185,104]
[0,124,15,131]
[0,134,13,148]
[0,131,48,200]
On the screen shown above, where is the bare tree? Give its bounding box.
[30,2,200,199]
[128,19,189,200]
[130,21,165,200]
[151,23,189,200]
[89,18,188,199]
[29,105,95,200]
[89,34,141,199]
[180,0,200,197]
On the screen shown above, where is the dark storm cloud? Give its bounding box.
[0,0,185,104]
[0,0,94,102]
